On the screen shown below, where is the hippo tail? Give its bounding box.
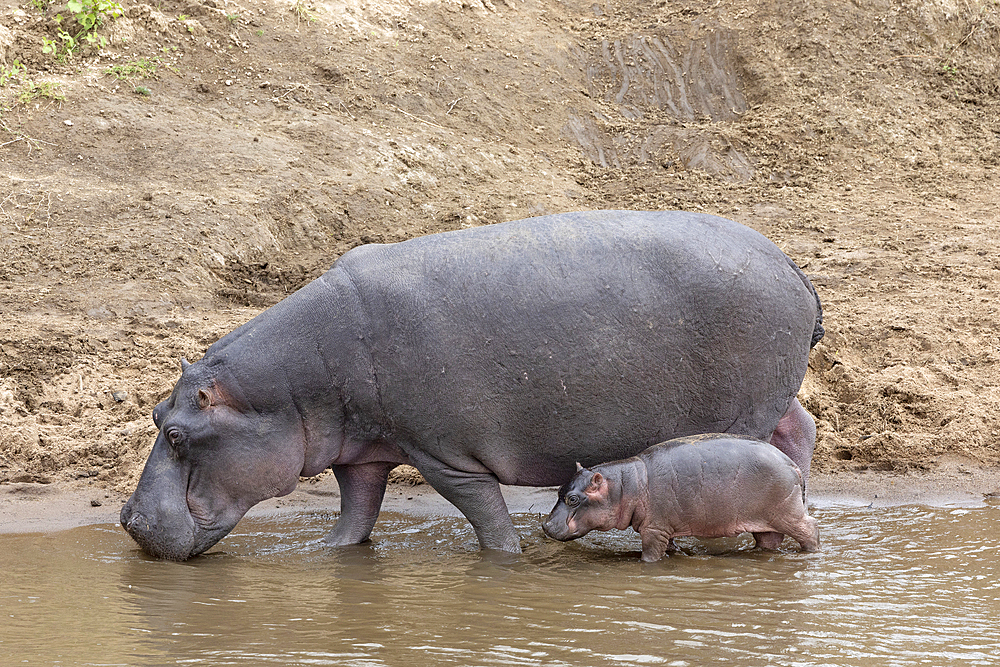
[786,255,824,348]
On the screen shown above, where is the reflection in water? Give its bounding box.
[1,502,998,666]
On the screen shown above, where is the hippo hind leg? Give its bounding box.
[787,515,821,552]
[769,397,817,486]
[407,449,522,553]
[756,499,821,553]
[759,516,820,552]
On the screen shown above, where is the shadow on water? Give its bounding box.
[1,501,998,666]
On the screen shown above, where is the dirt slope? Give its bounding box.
[1,0,998,493]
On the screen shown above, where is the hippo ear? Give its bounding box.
[585,472,607,499]
[575,462,584,472]
[197,388,213,409]
[181,358,191,371]
[589,472,604,488]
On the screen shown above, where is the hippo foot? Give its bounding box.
[322,530,372,547]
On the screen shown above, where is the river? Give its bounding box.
[2,498,998,666]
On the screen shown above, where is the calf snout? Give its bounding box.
[541,509,584,541]
[541,517,561,539]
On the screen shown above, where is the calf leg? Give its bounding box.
[639,528,675,562]
[761,486,821,553]
[752,531,785,550]
[789,515,821,552]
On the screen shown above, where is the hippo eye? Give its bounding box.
[166,427,183,446]
[565,493,581,508]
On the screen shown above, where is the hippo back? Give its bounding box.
[329,210,819,486]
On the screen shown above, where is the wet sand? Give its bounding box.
[2,459,998,536]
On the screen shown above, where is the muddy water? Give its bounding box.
[2,500,998,666]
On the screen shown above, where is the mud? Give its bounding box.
[1,0,999,497]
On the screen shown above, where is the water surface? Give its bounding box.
[2,501,998,666]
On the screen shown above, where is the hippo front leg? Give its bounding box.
[324,461,397,546]
[639,528,675,563]
[408,451,521,553]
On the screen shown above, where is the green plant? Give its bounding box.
[40,0,124,60]
[104,56,160,80]
[134,85,150,96]
[292,0,316,24]
[1,61,27,87]
[15,80,66,105]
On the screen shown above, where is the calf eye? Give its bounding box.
[565,493,581,508]
[166,428,182,446]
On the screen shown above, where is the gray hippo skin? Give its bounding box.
[120,210,823,560]
[541,435,821,561]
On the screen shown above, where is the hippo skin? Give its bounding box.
[542,435,822,561]
[120,210,823,560]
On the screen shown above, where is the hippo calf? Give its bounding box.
[542,435,821,561]
[121,210,823,560]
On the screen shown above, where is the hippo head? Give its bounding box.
[120,359,307,560]
[541,463,614,542]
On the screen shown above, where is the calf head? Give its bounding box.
[541,463,614,541]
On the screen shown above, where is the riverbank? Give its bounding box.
[3,0,1000,496]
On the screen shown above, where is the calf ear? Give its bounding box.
[196,381,236,410]
[585,472,608,500]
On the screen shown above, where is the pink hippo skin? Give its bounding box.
[542,435,821,562]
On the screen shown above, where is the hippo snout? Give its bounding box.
[120,505,141,533]
[541,512,579,542]
[120,499,200,561]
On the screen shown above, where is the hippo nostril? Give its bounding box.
[125,512,145,532]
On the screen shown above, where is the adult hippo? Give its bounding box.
[121,210,823,560]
